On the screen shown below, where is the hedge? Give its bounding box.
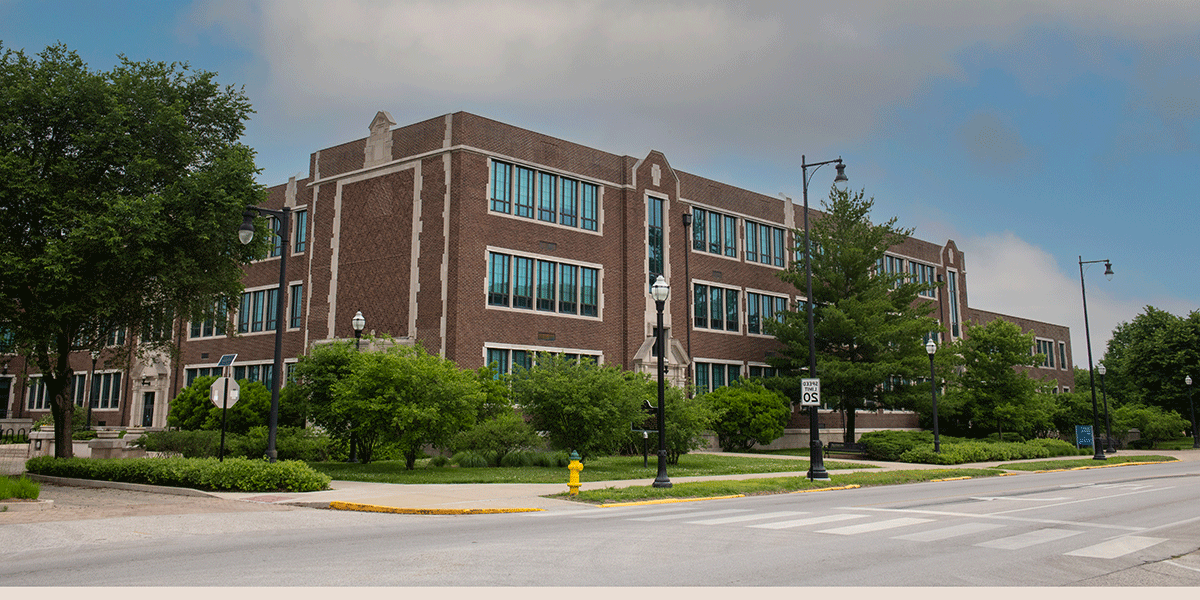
[24,456,331,492]
[858,431,1082,465]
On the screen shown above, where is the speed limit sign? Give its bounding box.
[801,378,820,406]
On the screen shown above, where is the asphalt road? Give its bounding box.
[3,460,1199,586]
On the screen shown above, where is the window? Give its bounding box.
[694,362,742,394]
[877,254,905,288]
[491,159,598,231]
[747,292,788,335]
[269,216,282,257]
[560,178,578,227]
[72,374,88,406]
[691,208,740,258]
[184,367,221,387]
[693,284,739,332]
[488,251,599,318]
[490,160,511,213]
[948,271,960,337]
[105,326,126,347]
[648,196,663,277]
[289,284,303,329]
[724,215,737,257]
[745,221,785,267]
[515,165,535,218]
[538,172,556,222]
[486,347,600,375]
[191,302,228,338]
[293,209,308,253]
[27,377,48,410]
[1059,342,1067,370]
[90,372,122,409]
[748,365,778,378]
[910,262,937,298]
[238,288,280,333]
[1036,339,1055,368]
[233,364,275,390]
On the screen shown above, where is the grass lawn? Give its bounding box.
[0,475,41,501]
[561,468,1003,504]
[309,453,877,485]
[993,455,1178,471]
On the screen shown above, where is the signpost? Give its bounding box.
[211,354,237,461]
[801,378,821,406]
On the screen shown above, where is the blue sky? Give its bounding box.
[3,0,1198,366]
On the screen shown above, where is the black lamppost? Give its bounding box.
[1078,256,1112,461]
[926,338,940,454]
[651,275,672,488]
[800,155,847,481]
[239,206,291,463]
[347,310,365,463]
[1187,375,1199,449]
[1098,364,1113,453]
[87,349,99,430]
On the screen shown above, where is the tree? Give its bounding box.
[701,380,791,452]
[166,376,273,435]
[1102,306,1200,418]
[0,44,266,457]
[939,318,1052,439]
[282,341,357,447]
[1112,403,1190,448]
[512,353,647,460]
[645,385,716,464]
[332,345,481,468]
[767,186,939,441]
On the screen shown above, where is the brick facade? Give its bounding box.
[0,111,1073,440]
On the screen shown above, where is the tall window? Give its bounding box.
[747,292,788,335]
[26,377,48,410]
[744,221,785,266]
[693,284,738,332]
[515,166,535,218]
[72,374,88,406]
[560,178,578,227]
[289,284,304,329]
[514,257,534,310]
[723,215,737,257]
[192,302,227,338]
[648,196,664,277]
[692,208,739,258]
[581,268,598,317]
[1059,342,1067,369]
[910,262,937,298]
[537,260,555,311]
[490,160,511,213]
[269,216,282,257]
[948,271,960,337]
[293,209,308,253]
[239,288,279,333]
[538,172,557,222]
[488,253,511,306]
[1036,339,1055,368]
[581,182,598,231]
[559,264,578,314]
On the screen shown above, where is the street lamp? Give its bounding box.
[1098,364,1113,453]
[1078,257,1112,461]
[926,338,940,454]
[1187,375,1199,449]
[650,275,672,488]
[238,205,291,463]
[347,311,365,463]
[800,155,847,481]
[87,349,99,431]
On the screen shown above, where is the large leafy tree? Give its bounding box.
[938,318,1054,439]
[0,44,266,457]
[332,345,482,468]
[511,353,648,460]
[767,187,939,441]
[1102,306,1200,418]
[700,379,790,452]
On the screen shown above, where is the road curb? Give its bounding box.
[328,501,544,515]
[1034,459,1180,473]
[0,499,54,512]
[24,474,215,497]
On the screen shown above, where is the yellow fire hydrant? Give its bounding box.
[567,451,583,496]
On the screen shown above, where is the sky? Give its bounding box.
[3,0,1198,367]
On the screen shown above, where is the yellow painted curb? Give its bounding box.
[328,501,543,515]
[998,472,1020,476]
[790,484,861,494]
[600,494,745,508]
[1035,459,1179,474]
[929,476,972,482]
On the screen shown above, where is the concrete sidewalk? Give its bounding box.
[200,448,1198,514]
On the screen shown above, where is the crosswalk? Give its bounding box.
[542,504,1169,560]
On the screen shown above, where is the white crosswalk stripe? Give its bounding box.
[1064,536,1167,559]
[976,528,1082,550]
[892,522,1005,542]
[629,508,749,522]
[688,511,810,525]
[570,506,702,519]
[818,517,932,535]
[748,513,868,530]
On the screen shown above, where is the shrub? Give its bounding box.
[451,412,544,465]
[451,451,490,468]
[428,455,450,467]
[233,426,333,462]
[858,430,935,461]
[135,430,224,458]
[530,451,570,468]
[1,475,41,500]
[701,380,790,452]
[24,456,330,492]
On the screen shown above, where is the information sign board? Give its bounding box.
[801,378,820,406]
[1075,425,1094,448]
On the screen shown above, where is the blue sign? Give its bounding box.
[1076,425,1094,447]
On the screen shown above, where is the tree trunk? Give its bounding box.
[845,404,857,443]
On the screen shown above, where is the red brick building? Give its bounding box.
[0,111,1074,442]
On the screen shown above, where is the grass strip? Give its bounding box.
[557,467,1003,504]
[995,455,1178,472]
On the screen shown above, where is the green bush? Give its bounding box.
[702,380,790,452]
[1,475,41,500]
[858,430,936,461]
[451,411,544,465]
[530,451,570,468]
[24,455,330,492]
[860,431,1081,464]
[428,455,450,467]
[450,451,490,468]
[135,429,223,457]
[232,426,332,462]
